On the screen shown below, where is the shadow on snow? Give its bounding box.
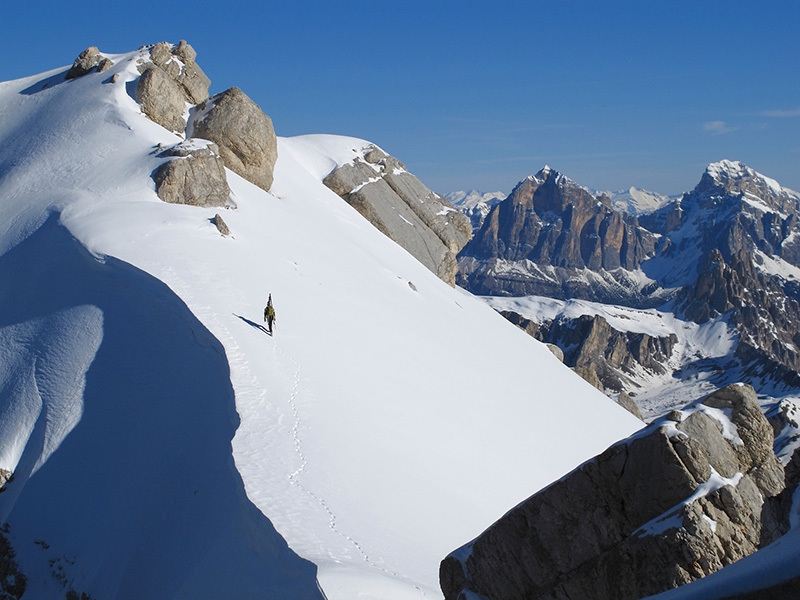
[0,214,323,599]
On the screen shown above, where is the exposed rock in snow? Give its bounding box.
[440,384,787,600]
[323,143,472,285]
[152,139,231,207]
[189,87,278,192]
[133,41,210,133]
[137,65,187,133]
[145,41,210,105]
[65,47,113,80]
[211,213,231,236]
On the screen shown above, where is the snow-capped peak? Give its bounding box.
[446,189,506,210]
[705,159,784,197]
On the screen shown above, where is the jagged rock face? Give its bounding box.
[135,41,211,133]
[323,145,472,286]
[137,66,187,133]
[468,160,800,393]
[189,87,278,193]
[152,139,230,207]
[656,162,800,382]
[148,40,210,104]
[500,309,676,398]
[440,384,786,600]
[458,167,659,303]
[65,47,114,80]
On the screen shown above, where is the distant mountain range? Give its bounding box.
[454,161,800,407]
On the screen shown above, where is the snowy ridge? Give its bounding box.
[0,49,643,599]
[593,186,676,216]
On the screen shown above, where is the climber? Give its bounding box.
[264,294,276,335]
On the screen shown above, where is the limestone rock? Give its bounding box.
[65,46,113,79]
[212,213,230,236]
[440,383,785,600]
[323,145,471,286]
[135,41,211,133]
[145,41,210,104]
[458,166,660,303]
[545,343,563,362]
[189,87,277,192]
[617,391,643,420]
[137,66,186,133]
[153,139,230,207]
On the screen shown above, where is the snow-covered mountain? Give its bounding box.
[594,186,676,216]
[0,45,642,599]
[453,162,800,597]
[446,189,506,210]
[445,189,506,231]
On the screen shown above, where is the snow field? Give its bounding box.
[0,49,643,599]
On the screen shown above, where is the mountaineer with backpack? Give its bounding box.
[264,294,276,335]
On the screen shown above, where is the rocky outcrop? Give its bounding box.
[458,167,660,304]
[152,139,230,207]
[65,47,113,79]
[440,384,786,600]
[189,87,277,193]
[654,162,800,384]
[323,145,472,285]
[211,213,230,236]
[147,40,210,104]
[134,43,278,194]
[137,66,187,133]
[136,41,211,133]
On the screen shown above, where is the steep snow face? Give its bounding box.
[0,49,642,599]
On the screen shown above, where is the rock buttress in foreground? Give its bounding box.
[440,383,788,600]
[323,145,472,286]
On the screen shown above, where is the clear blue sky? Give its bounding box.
[3,1,799,196]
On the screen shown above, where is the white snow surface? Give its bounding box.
[0,50,643,599]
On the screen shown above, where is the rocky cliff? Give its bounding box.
[463,161,800,400]
[323,145,472,285]
[647,161,800,385]
[457,167,661,304]
[501,309,675,408]
[440,384,794,600]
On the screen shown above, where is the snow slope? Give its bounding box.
[0,48,642,599]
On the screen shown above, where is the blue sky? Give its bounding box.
[3,1,799,196]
